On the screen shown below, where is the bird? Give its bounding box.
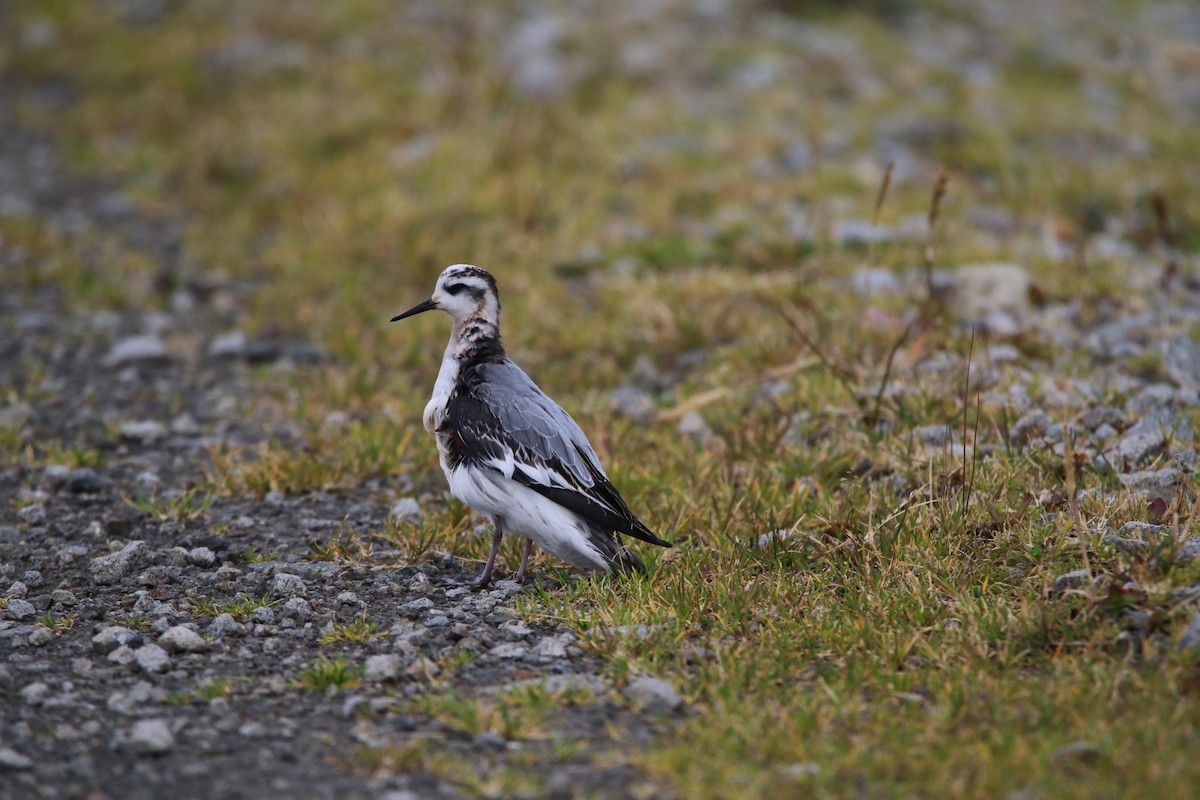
[390,263,672,587]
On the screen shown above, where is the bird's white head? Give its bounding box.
[391,264,500,325]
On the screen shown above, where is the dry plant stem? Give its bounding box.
[866,321,913,428]
[1063,425,1092,585]
[924,169,950,305]
[867,160,895,270]
[1150,191,1179,284]
[772,302,862,405]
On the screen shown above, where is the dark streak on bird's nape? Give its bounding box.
[454,313,506,365]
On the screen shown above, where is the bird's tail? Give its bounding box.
[586,523,645,574]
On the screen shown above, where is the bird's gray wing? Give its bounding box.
[470,361,604,489]
[446,381,671,549]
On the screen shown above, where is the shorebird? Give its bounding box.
[391,264,671,587]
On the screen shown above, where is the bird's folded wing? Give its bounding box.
[445,390,671,548]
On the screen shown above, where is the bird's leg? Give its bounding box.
[513,538,533,584]
[473,517,504,589]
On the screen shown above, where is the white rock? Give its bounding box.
[90,541,152,585]
[622,676,682,714]
[128,719,174,755]
[105,335,168,367]
[390,497,422,524]
[364,654,402,682]
[134,644,171,674]
[158,625,207,653]
[270,573,307,598]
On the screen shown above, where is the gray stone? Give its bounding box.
[622,676,682,714]
[127,719,174,755]
[1163,334,1200,392]
[390,497,422,524]
[678,411,712,444]
[159,625,207,653]
[1118,468,1180,501]
[107,645,137,665]
[1009,411,1051,444]
[134,644,171,674]
[6,580,28,598]
[119,420,167,443]
[19,681,49,705]
[947,263,1032,321]
[488,642,529,660]
[0,747,33,770]
[364,654,402,682]
[91,541,151,584]
[208,330,246,359]
[92,626,141,654]
[20,570,43,588]
[67,468,107,494]
[850,267,902,296]
[187,547,217,568]
[279,597,311,621]
[209,613,246,637]
[105,335,169,367]
[270,573,307,598]
[423,615,450,628]
[38,465,72,492]
[17,504,45,524]
[1178,606,1200,651]
[28,627,54,647]
[249,606,275,625]
[401,597,434,614]
[611,385,655,422]
[1052,570,1092,593]
[6,598,36,619]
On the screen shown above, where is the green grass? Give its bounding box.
[5,0,1200,796]
[125,487,216,522]
[295,656,364,692]
[319,612,384,644]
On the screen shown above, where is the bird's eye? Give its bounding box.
[444,283,465,295]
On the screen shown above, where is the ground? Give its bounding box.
[2,1,1200,798]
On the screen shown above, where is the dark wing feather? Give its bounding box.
[445,385,671,549]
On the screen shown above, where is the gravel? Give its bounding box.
[622,676,683,714]
[127,719,175,755]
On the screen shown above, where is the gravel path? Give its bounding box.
[0,80,666,800]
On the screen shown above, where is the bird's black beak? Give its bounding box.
[390,298,437,322]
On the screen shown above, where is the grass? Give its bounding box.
[184,592,280,620]
[319,612,384,644]
[125,487,216,522]
[295,656,364,692]
[166,677,234,706]
[5,0,1200,796]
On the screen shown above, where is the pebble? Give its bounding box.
[489,642,529,660]
[90,541,152,585]
[1162,333,1200,392]
[364,654,402,682]
[622,676,682,714]
[187,547,218,568]
[270,573,307,598]
[119,420,168,443]
[67,468,107,494]
[390,497,422,524]
[678,411,713,444]
[0,747,33,770]
[1052,570,1092,593]
[159,625,208,653]
[92,626,141,653]
[611,385,656,421]
[20,681,50,705]
[279,597,312,621]
[6,598,36,619]
[208,330,246,358]
[134,643,171,674]
[1118,468,1180,501]
[250,606,276,625]
[127,719,174,755]
[1177,606,1200,651]
[28,627,54,647]
[17,504,45,524]
[104,335,169,367]
[21,570,43,588]
[209,613,246,637]
[7,580,28,598]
